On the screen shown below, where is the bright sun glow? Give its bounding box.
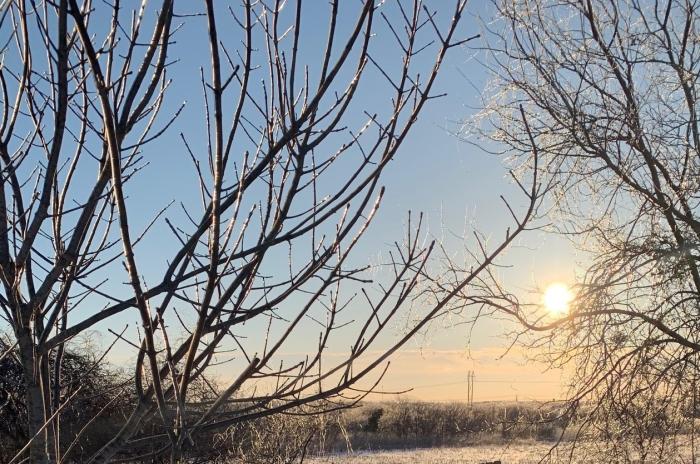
[543,283,573,315]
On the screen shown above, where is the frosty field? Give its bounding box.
[308,443,565,464]
[307,440,696,464]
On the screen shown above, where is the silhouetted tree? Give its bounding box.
[471,0,700,460]
[0,0,540,462]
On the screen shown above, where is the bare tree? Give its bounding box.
[0,0,540,462]
[471,0,700,460]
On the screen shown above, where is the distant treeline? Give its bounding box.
[213,398,574,463]
[0,338,570,463]
[9,342,690,463]
[318,399,572,452]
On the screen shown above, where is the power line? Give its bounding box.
[409,378,561,390]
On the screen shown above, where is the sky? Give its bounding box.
[135,0,579,402]
[2,0,581,402]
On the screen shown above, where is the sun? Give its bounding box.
[543,283,573,315]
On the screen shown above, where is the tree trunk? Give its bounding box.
[40,354,57,462]
[17,327,49,464]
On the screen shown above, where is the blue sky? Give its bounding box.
[2,0,579,401]
[119,1,578,401]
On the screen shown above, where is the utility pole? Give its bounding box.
[466,370,474,406]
